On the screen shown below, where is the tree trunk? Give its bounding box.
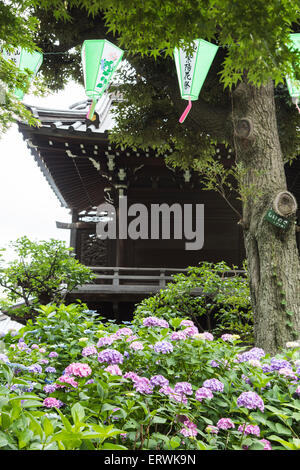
[232,79,300,355]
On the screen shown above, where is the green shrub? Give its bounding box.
[133,262,253,343]
[0,237,95,320]
[0,303,299,450]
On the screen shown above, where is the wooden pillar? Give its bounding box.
[69,209,78,254]
[116,206,126,267]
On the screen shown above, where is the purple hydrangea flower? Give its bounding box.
[28,364,43,374]
[203,378,224,392]
[262,364,272,373]
[154,341,173,354]
[195,387,213,401]
[45,366,56,373]
[237,391,264,412]
[97,335,117,348]
[124,371,140,381]
[217,418,235,430]
[0,353,9,363]
[174,381,193,396]
[43,384,57,393]
[98,348,124,364]
[49,352,58,358]
[82,345,98,357]
[278,367,298,381]
[237,347,265,363]
[142,316,169,328]
[210,360,220,368]
[150,375,169,387]
[270,358,292,371]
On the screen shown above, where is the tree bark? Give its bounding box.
[232,79,300,354]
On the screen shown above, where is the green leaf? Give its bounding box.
[101,443,128,450]
[43,417,54,437]
[268,435,295,450]
[0,431,9,448]
[275,422,292,436]
[71,403,85,425]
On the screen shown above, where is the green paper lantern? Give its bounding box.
[81,39,124,120]
[174,39,218,123]
[2,47,43,100]
[286,33,300,111]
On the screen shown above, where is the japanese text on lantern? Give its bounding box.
[183,54,192,92]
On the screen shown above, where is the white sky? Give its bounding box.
[0,81,87,261]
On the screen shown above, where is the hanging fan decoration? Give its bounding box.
[2,47,43,100]
[81,40,124,121]
[286,33,300,113]
[174,39,218,123]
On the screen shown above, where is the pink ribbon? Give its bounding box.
[86,99,97,120]
[179,98,192,123]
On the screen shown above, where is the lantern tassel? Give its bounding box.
[179,98,192,123]
[86,98,98,121]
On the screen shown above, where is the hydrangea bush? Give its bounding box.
[0,303,300,450]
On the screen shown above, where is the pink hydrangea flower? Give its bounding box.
[180,320,195,327]
[133,377,153,394]
[195,387,213,402]
[129,341,144,351]
[124,371,140,381]
[104,365,122,376]
[115,328,133,338]
[174,382,193,396]
[126,335,139,342]
[183,326,199,337]
[180,419,198,437]
[57,375,78,388]
[260,438,272,450]
[64,362,92,377]
[194,332,214,341]
[217,418,235,430]
[170,331,187,341]
[238,424,260,436]
[205,425,219,434]
[97,335,118,348]
[43,397,63,408]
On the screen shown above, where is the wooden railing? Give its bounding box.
[70,266,246,297]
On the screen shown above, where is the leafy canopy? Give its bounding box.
[0,237,94,311]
